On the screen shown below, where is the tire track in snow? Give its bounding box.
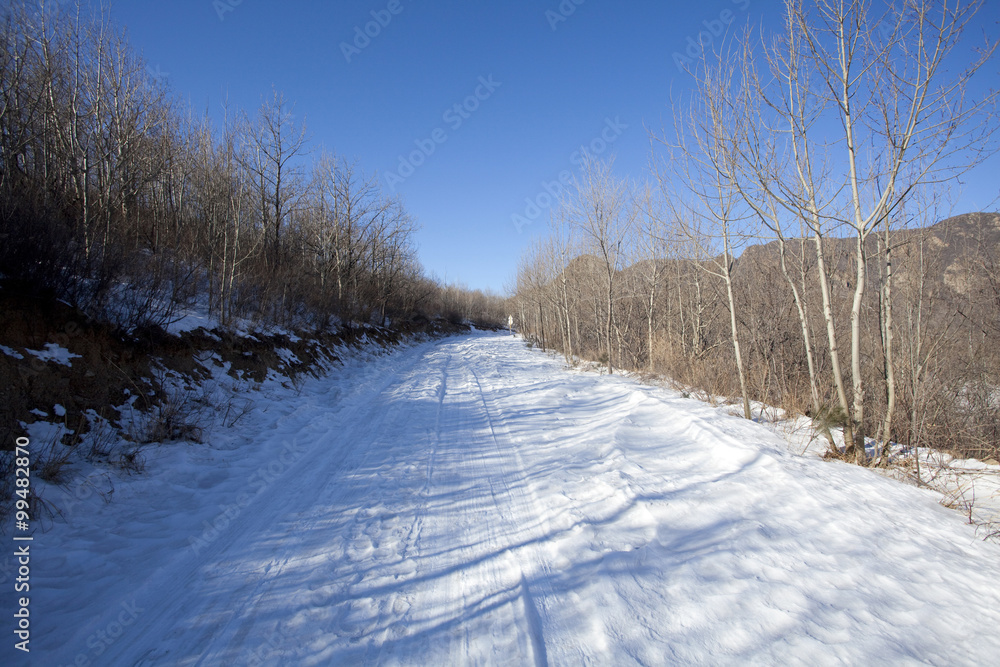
[30,332,1000,666]
[467,360,554,667]
[50,340,442,666]
[341,337,559,665]
[197,345,446,664]
[428,345,528,665]
[366,347,453,664]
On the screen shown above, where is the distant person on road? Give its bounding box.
[508,315,514,335]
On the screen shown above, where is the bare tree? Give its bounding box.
[761,0,999,456]
[568,156,635,374]
[659,47,756,419]
[241,88,308,264]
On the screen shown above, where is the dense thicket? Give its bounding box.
[514,0,1000,464]
[0,1,502,332]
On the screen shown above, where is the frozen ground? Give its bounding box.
[5,332,1000,665]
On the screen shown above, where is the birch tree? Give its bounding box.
[660,47,755,419]
[746,0,997,458]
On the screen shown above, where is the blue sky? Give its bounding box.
[109,0,998,293]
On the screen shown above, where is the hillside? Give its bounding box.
[735,212,1000,294]
[0,279,494,523]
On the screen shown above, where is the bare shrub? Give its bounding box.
[128,380,211,445]
[36,430,74,485]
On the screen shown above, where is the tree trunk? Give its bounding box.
[849,232,867,460]
[879,230,896,460]
[813,228,855,449]
[722,241,751,420]
[605,269,614,374]
[779,236,821,416]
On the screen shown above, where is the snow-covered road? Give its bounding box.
[10,332,1000,665]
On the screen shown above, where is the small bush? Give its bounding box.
[813,404,850,448]
[36,432,73,485]
[114,446,146,475]
[130,382,210,445]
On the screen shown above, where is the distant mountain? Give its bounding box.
[732,211,1000,296]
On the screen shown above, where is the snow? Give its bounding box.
[0,344,24,359]
[164,307,219,335]
[18,417,72,452]
[23,342,81,367]
[275,347,301,366]
[746,403,1000,538]
[885,450,1000,534]
[163,297,303,340]
[4,332,1000,665]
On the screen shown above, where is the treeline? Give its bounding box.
[0,1,503,332]
[514,0,1000,464]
